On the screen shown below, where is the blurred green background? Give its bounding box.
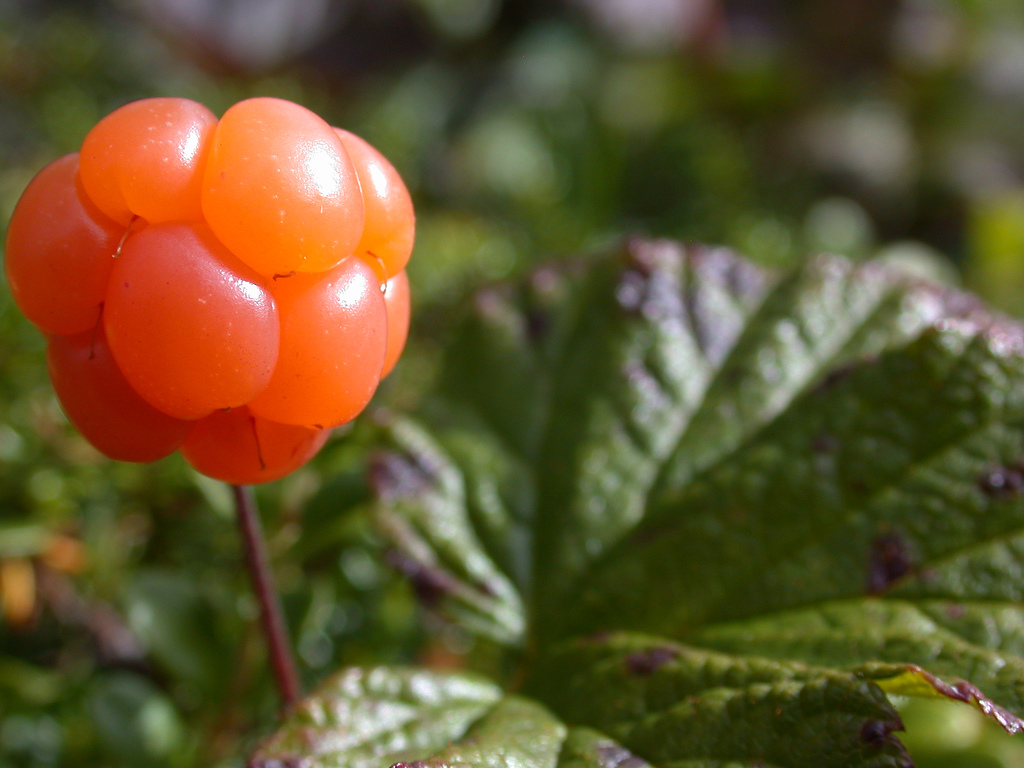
[2,0,1024,765]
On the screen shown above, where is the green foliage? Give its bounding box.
[7,2,1024,766]
[261,241,1024,767]
[532,634,909,768]
[249,667,504,767]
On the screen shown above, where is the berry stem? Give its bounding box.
[232,484,301,713]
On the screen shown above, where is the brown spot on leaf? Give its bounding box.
[386,550,458,606]
[859,716,904,750]
[625,646,678,675]
[811,433,839,454]
[978,464,1024,499]
[813,362,864,393]
[860,719,887,747]
[526,309,550,341]
[867,531,913,594]
[368,451,435,501]
[945,603,966,619]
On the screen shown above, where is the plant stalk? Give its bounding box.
[232,484,301,712]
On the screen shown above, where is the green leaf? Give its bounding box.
[383,695,566,768]
[368,238,1024,760]
[370,417,526,643]
[867,664,1023,734]
[563,311,1024,638]
[123,569,226,693]
[248,666,504,768]
[555,728,654,768]
[529,633,912,768]
[693,599,1024,730]
[529,243,772,620]
[251,667,569,768]
[377,241,775,638]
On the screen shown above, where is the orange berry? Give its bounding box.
[4,154,122,335]
[202,97,364,276]
[79,97,217,224]
[104,222,279,420]
[47,326,191,462]
[180,407,330,485]
[248,256,386,428]
[382,271,410,378]
[334,129,415,279]
[6,98,416,482]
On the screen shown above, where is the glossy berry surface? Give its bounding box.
[180,407,330,485]
[335,128,415,280]
[4,96,415,483]
[47,327,191,463]
[203,98,365,277]
[382,271,411,378]
[80,97,217,225]
[104,222,280,420]
[4,154,123,336]
[247,255,387,429]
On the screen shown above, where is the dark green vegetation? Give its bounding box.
[5,1,1024,766]
[251,240,1024,768]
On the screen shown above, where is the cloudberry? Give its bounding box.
[5,97,415,483]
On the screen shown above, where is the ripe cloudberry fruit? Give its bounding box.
[5,96,415,484]
[382,271,411,378]
[79,97,217,225]
[4,154,122,336]
[202,97,365,277]
[47,327,192,463]
[180,407,331,486]
[334,128,415,280]
[104,221,280,420]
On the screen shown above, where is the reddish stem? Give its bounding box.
[232,484,301,712]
